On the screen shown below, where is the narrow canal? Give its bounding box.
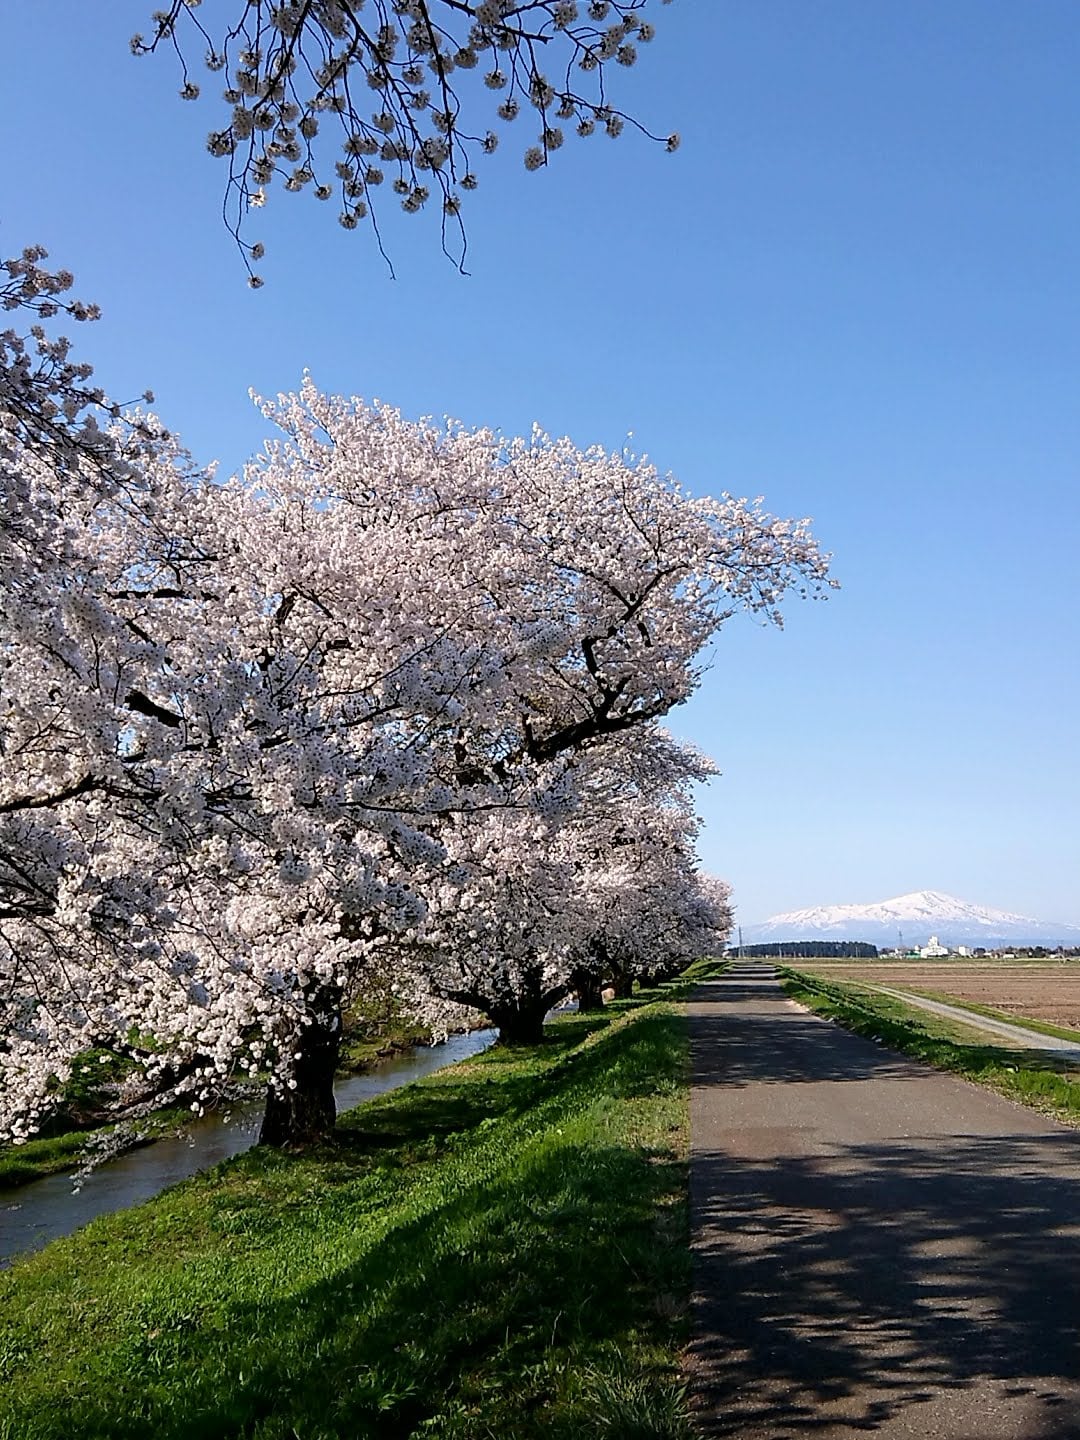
[0,1027,496,1267]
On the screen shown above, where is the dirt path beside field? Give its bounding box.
[869,986,1080,1057]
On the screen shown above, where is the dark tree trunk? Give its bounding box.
[260,985,342,1148]
[489,969,568,1047]
[609,965,634,1000]
[491,1001,549,1046]
[638,968,674,990]
[439,968,566,1049]
[570,967,605,1012]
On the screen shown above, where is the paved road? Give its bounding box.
[869,986,1080,1058]
[688,963,1080,1439]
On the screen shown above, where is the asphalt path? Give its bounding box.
[688,963,1080,1439]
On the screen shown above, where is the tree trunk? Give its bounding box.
[638,967,674,990]
[491,1001,549,1046]
[489,970,568,1046]
[441,968,566,1048]
[260,985,342,1148]
[571,968,605,1012]
[609,965,634,1000]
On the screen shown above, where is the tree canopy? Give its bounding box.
[0,252,832,1144]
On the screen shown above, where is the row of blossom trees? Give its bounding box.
[1,249,831,1146]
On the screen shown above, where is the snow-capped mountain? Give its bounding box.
[743,889,1080,949]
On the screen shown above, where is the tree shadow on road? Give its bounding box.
[690,1132,1080,1437]
[688,982,1080,1439]
[689,977,930,1090]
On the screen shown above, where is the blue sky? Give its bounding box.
[3,2,1078,924]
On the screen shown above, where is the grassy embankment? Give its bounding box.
[0,958,720,1440]
[781,968,1080,1126]
[0,1129,91,1188]
[0,1107,193,1189]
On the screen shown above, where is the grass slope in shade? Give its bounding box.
[782,970,1080,1127]
[0,970,719,1440]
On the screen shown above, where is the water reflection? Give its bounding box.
[0,1027,496,1266]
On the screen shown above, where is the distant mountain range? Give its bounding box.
[743,889,1080,949]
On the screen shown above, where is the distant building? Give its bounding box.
[920,935,949,958]
[956,945,971,958]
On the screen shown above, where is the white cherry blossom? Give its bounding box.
[1,342,832,1146]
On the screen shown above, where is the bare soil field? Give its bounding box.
[799,963,1080,1031]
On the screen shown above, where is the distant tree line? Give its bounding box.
[1003,946,1080,959]
[735,941,879,959]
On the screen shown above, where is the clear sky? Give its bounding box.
[3,2,1078,925]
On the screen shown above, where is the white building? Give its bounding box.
[920,935,949,958]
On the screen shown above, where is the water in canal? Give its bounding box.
[0,1027,496,1267]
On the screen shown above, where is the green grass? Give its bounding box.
[782,968,1080,1127]
[0,1130,91,1188]
[0,963,723,1439]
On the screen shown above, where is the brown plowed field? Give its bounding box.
[801,963,1080,1030]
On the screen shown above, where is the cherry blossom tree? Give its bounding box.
[2,355,832,1148]
[134,0,680,277]
[0,248,199,1139]
[565,767,733,1007]
[408,730,731,1040]
[193,380,828,1085]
